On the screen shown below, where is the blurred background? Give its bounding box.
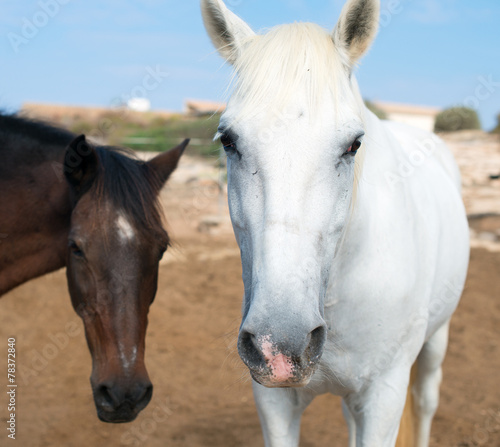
[1,0,500,154]
[1,1,499,446]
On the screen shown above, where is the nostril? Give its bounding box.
[96,384,117,410]
[238,331,265,367]
[305,325,327,363]
[136,384,153,410]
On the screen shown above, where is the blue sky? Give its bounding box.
[1,0,499,129]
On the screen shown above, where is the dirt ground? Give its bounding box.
[1,135,500,447]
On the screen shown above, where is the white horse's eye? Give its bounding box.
[345,138,362,156]
[220,133,240,158]
[220,134,234,148]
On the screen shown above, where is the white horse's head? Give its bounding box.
[202,0,379,387]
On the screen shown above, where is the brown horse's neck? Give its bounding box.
[0,157,72,297]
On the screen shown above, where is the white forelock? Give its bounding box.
[228,22,364,124]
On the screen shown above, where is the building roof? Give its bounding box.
[184,99,226,115]
[374,101,441,117]
[20,102,174,124]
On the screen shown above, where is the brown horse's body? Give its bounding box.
[0,113,187,422]
[0,153,70,296]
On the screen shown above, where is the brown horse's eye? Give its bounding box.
[158,247,167,261]
[69,240,84,257]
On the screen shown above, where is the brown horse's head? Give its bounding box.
[63,135,187,423]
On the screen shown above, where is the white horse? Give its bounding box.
[201,0,469,445]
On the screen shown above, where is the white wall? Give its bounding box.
[386,112,436,132]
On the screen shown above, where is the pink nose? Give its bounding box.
[237,322,327,386]
[261,338,294,382]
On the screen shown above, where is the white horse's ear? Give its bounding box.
[201,0,255,64]
[333,0,380,66]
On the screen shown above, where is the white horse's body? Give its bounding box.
[201,0,469,445]
[251,113,469,446]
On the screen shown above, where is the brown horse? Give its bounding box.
[0,113,188,423]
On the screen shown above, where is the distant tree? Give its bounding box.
[492,113,500,134]
[434,107,481,132]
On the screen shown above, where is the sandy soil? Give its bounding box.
[1,134,500,447]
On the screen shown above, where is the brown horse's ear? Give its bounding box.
[147,139,189,188]
[64,135,99,195]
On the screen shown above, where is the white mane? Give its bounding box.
[229,22,365,125]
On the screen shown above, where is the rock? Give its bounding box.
[477,231,498,242]
[198,215,223,233]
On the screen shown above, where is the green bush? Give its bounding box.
[364,100,387,120]
[492,113,500,134]
[434,107,481,132]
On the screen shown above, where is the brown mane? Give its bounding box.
[91,146,169,247]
